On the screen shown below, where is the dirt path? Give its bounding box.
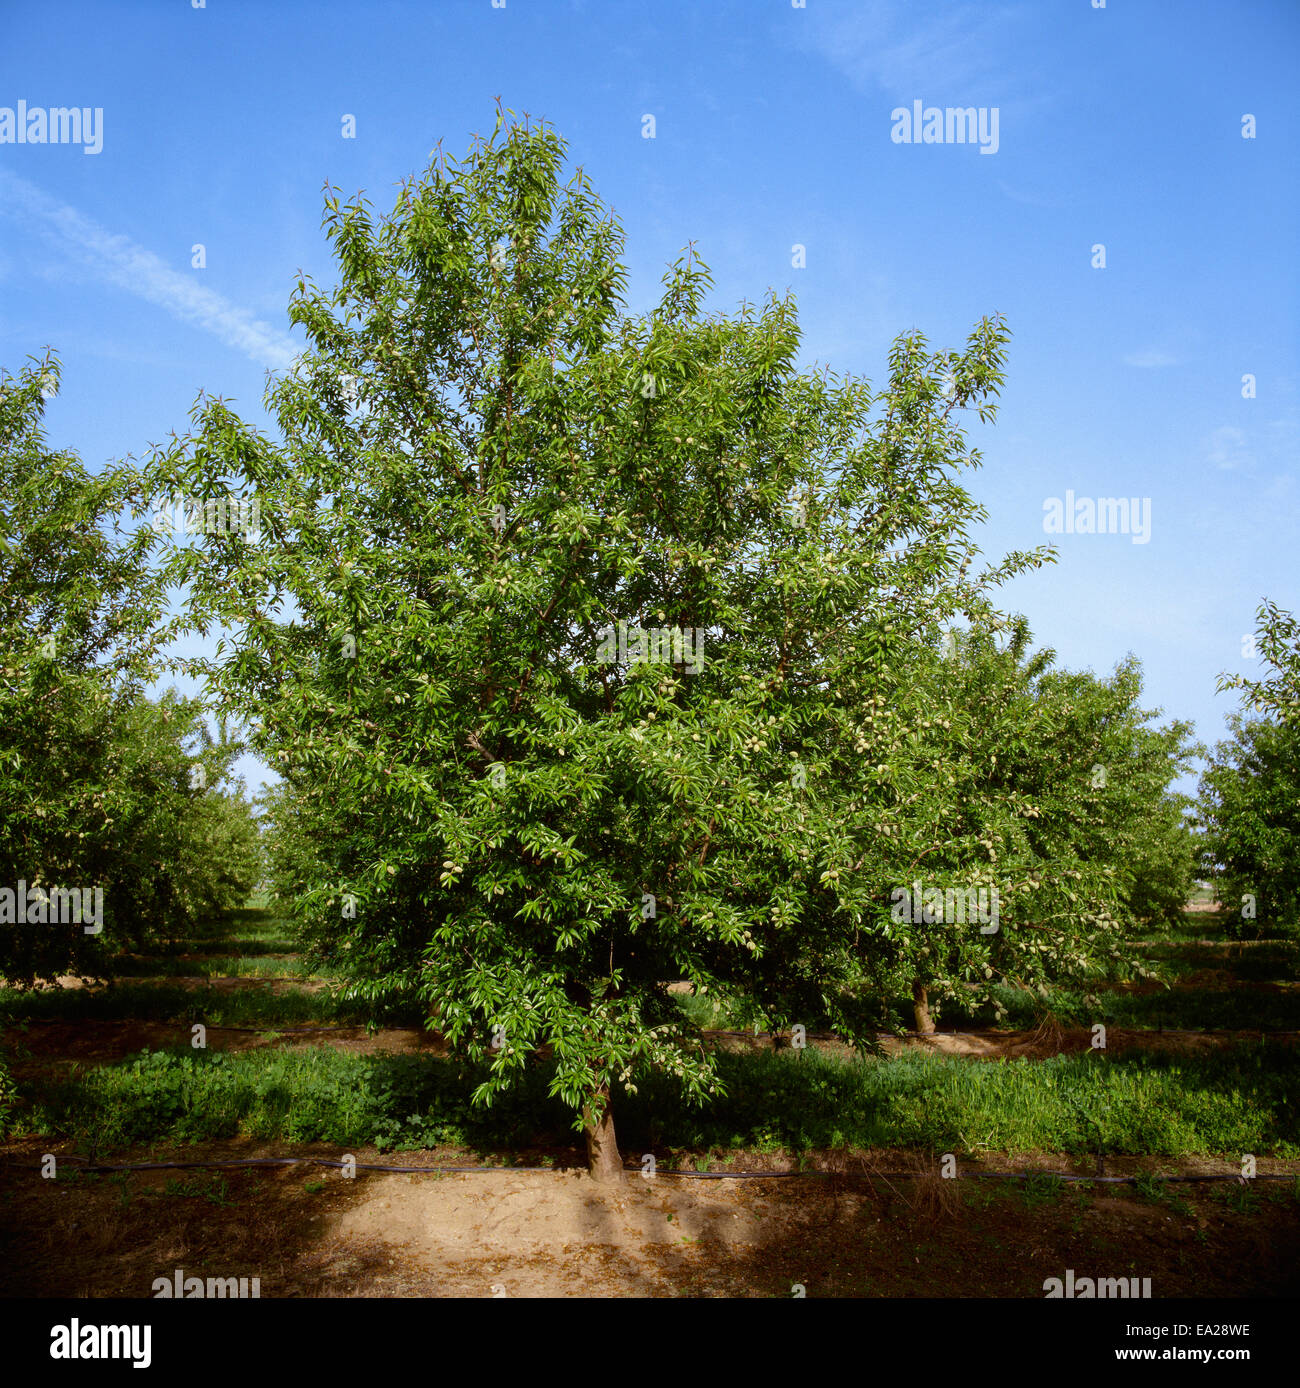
[2,1139,1297,1298]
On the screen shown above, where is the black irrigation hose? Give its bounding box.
[4,1156,1295,1183]
[6,1158,562,1174]
[6,1021,365,1035]
[196,1024,357,1033]
[13,1020,1300,1039]
[693,1027,1300,1038]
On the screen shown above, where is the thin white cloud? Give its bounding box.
[997,180,1065,209]
[0,169,297,371]
[792,0,1027,102]
[1263,472,1295,503]
[1123,348,1178,368]
[1205,425,1251,472]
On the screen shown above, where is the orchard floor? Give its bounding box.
[6,1019,1298,1084]
[5,907,1297,1297]
[2,1138,1298,1298]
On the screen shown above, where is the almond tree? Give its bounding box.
[1217,600,1299,725]
[0,357,258,984]
[1201,602,1300,935]
[150,108,1049,1178]
[832,616,1198,1035]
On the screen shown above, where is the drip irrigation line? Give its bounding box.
[12,1020,1300,1040]
[193,1024,356,1034]
[7,1021,364,1034]
[707,1028,1300,1041]
[8,1158,560,1175]
[5,1155,1294,1184]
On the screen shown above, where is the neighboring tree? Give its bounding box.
[1200,603,1300,937]
[0,356,261,985]
[133,698,264,934]
[148,108,1053,1179]
[257,777,344,964]
[1217,600,1300,725]
[1120,795,1199,933]
[814,616,1198,1035]
[1199,716,1300,938]
[1030,649,1200,937]
[1,353,162,982]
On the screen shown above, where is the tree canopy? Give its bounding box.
[1201,602,1300,937]
[0,356,262,985]
[146,109,1211,1177]
[148,110,1072,1176]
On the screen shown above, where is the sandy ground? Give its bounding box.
[5,918,1296,1298]
[3,1139,1298,1298]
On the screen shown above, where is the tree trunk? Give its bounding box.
[912,979,935,1034]
[583,1088,624,1183]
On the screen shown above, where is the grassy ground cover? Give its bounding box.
[4,901,1297,1162]
[10,1039,1296,1160]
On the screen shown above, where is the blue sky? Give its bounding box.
[2,0,1296,800]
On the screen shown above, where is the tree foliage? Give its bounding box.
[147,110,1095,1172]
[0,356,261,985]
[812,617,1198,1033]
[1217,600,1300,725]
[1201,602,1300,937]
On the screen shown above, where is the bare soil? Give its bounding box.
[2,1138,1296,1298]
[5,918,1295,1299]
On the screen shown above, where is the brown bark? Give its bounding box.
[912,979,935,1034]
[583,1088,624,1183]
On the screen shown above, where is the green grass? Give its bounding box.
[1019,1174,1067,1208]
[107,954,318,980]
[1136,940,1299,984]
[1133,1171,1194,1216]
[961,983,1300,1032]
[141,934,301,957]
[673,987,757,1031]
[672,924,1300,1037]
[14,1039,1299,1160]
[155,905,299,957]
[160,1173,236,1205]
[0,980,408,1028]
[1209,1182,1263,1216]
